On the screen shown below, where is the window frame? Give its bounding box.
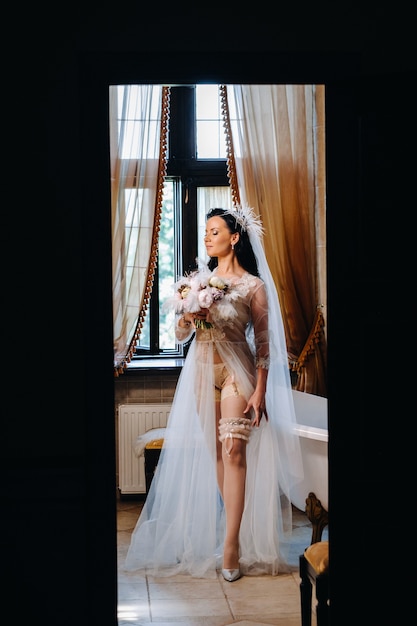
[133,85,229,362]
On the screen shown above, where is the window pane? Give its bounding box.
[196,121,226,158]
[117,85,160,159]
[196,84,219,119]
[135,180,178,353]
[196,85,225,159]
[136,311,150,349]
[158,180,177,351]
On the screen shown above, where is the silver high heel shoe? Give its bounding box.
[222,568,241,582]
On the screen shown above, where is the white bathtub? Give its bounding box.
[291,389,328,512]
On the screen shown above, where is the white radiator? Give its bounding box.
[118,403,171,495]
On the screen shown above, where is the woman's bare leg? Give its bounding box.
[219,383,248,570]
[222,437,246,569]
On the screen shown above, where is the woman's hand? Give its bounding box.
[193,308,210,323]
[179,309,210,330]
[179,309,207,324]
[244,388,268,427]
[244,368,268,427]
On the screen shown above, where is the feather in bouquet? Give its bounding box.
[163,266,239,329]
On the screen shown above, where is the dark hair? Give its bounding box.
[206,208,260,277]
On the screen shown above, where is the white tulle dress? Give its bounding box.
[124,264,304,578]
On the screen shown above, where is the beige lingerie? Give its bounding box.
[214,362,252,455]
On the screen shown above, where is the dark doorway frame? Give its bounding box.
[80,50,405,624]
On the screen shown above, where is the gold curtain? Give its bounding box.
[110,85,170,376]
[224,84,327,395]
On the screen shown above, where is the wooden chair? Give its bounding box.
[299,540,329,626]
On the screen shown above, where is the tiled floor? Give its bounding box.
[117,496,328,626]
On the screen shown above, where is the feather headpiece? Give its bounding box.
[223,205,264,239]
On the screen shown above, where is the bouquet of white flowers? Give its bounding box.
[163,267,239,329]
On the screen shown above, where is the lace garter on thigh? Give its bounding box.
[218,417,252,456]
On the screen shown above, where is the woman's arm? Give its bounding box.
[244,281,270,426]
[175,314,194,343]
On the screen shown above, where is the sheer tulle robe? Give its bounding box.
[124,271,303,578]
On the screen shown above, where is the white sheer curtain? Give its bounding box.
[196,187,233,261]
[225,84,327,395]
[110,85,169,375]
